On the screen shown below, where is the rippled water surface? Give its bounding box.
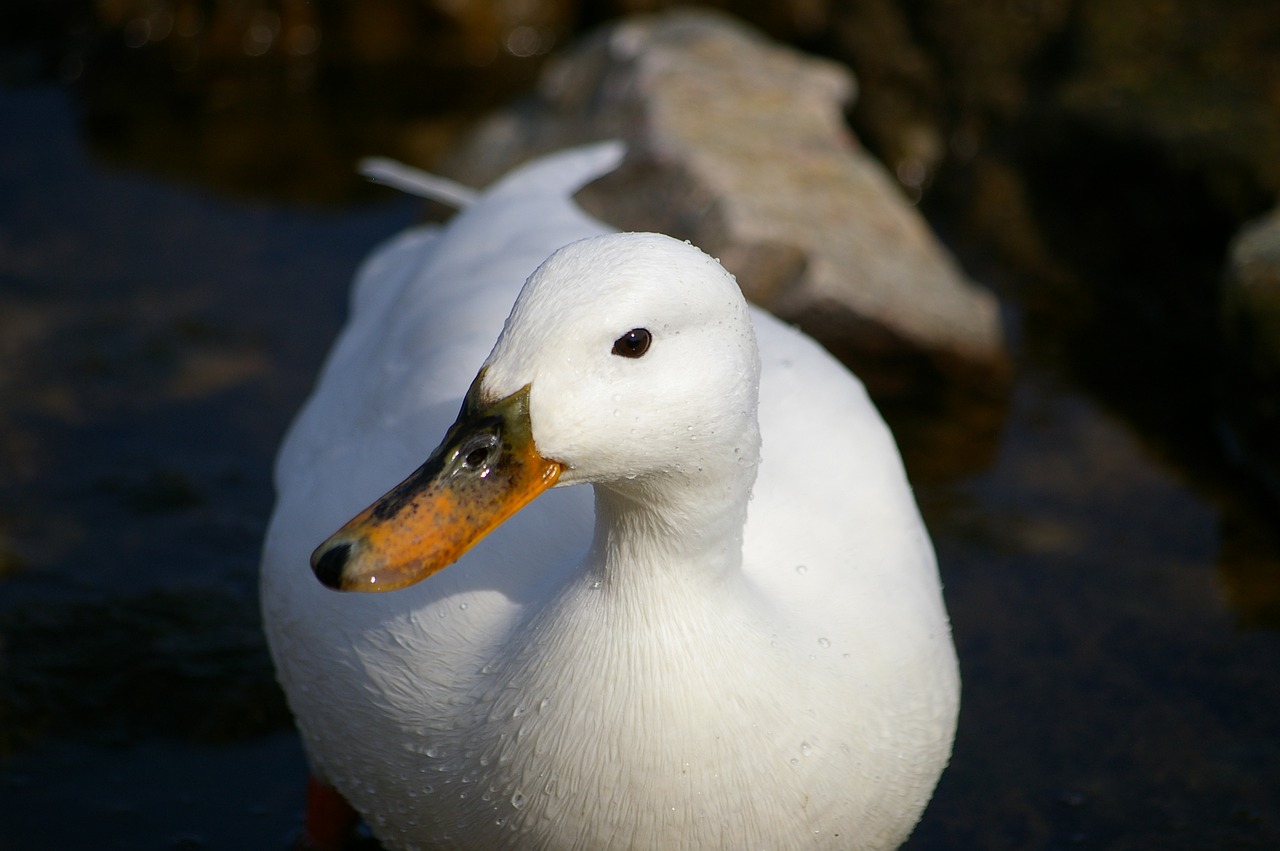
[1,76,1278,850]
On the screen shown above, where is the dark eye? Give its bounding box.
[611,328,652,358]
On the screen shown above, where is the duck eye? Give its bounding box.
[611,328,652,359]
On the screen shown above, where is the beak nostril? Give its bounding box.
[312,540,354,589]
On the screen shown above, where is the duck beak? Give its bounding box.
[310,379,562,592]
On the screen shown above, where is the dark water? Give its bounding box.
[0,85,417,849]
[2,66,1279,851]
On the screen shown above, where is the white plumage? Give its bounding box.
[261,142,959,850]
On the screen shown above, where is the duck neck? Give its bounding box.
[585,436,760,593]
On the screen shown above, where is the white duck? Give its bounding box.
[261,141,959,851]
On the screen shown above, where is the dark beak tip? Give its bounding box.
[311,539,355,590]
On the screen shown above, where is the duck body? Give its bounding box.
[261,142,959,850]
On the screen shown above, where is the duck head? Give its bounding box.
[311,232,760,592]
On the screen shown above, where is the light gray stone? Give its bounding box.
[1223,208,1280,380]
[1219,207,1280,499]
[439,10,1006,383]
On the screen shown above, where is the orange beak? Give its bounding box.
[310,380,562,592]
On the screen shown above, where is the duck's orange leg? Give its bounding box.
[296,775,360,851]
